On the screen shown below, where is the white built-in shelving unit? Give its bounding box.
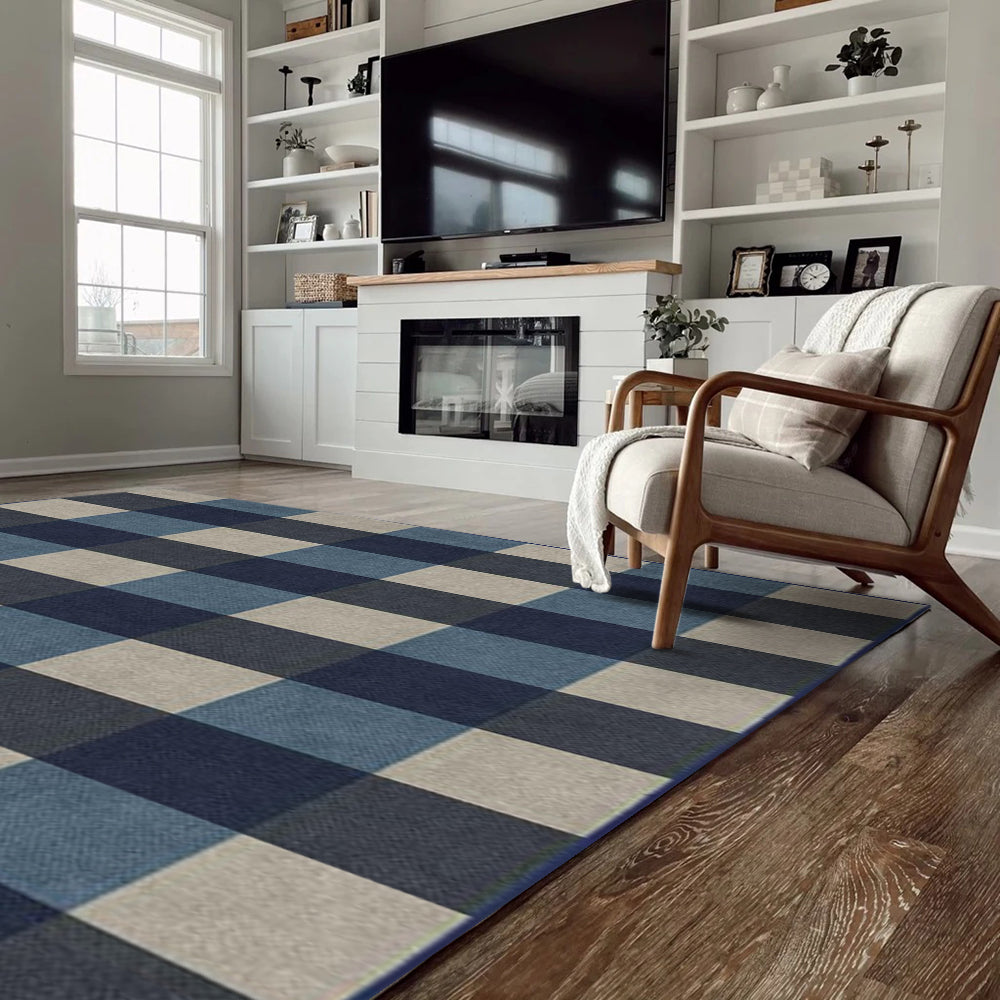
[241,0,426,309]
[674,0,950,297]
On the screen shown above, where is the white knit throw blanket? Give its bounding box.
[569,284,956,594]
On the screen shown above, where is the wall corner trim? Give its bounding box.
[946,524,1000,562]
[0,445,242,480]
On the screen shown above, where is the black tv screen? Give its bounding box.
[380,0,670,243]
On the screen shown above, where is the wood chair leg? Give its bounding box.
[628,537,642,569]
[838,567,874,586]
[703,545,719,570]
[602,523,615,560]
[910,560,1000,645]
[652,538,696,649]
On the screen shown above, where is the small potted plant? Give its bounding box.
[347,68,366,98]
[275,122,317,177]
[826,26,902,97]
[642,294,728,379]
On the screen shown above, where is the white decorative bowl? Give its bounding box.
[323,144,378,166]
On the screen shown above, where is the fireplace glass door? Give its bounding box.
[399,317,579,446]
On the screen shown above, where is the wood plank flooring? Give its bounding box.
[2,460,998,1000]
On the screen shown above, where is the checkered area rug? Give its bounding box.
[0,488,928,1000]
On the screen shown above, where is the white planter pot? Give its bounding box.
[726,83,764,115]
[645,357,709,380]
[282,149,316,177]
[848,75,877,97]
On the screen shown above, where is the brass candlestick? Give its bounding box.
[865,135,889,193]
[858,159,878,195]
[897,119,922,190]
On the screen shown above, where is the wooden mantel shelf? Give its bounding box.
[348,259,681,287]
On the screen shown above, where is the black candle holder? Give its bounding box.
[279,65,292,110]
[301,76,322,107]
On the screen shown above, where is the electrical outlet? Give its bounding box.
[916,163,942,189]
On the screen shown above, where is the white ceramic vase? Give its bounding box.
[645,357,709,380]
[322,224,340,241]
[341,214,362,240]
[757,82,787,110]
[772,64,791,100]
[282,148,315,177]
[726,83,764,115]
[848,75,877,97]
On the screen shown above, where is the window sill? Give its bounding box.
[65,358,234,377]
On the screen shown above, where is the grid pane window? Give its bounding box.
[71,0,218,364]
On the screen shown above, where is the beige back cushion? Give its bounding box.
[849,285,1000,538]
[727,346,890,470]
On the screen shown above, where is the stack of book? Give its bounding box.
[756,156,840,203]
[359,189,378,237]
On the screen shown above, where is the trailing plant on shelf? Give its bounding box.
[642,294,728,358]
[826,26,902,80]
[274,122,317,151]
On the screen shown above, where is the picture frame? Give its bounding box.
[842,236,902,293]
[275,201,308,243]
[287,215,319,243]
[364,54,381,95]
[726,245,775,297]
[770,250,835,296]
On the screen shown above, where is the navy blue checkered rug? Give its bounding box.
[0,489,927,1000]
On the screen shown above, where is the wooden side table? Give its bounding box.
[603,382,725,571]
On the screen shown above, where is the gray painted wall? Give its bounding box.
[0,0,241,463]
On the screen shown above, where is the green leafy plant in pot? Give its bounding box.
[641,294,728,379]
[826,26,902,97]
[275,122,317,177]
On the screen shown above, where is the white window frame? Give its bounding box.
[62,0,235,376]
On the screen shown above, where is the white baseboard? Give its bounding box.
[0,445,242,480]
[947,524,1000,560]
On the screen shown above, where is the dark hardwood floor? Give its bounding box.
[2,460,998,1000]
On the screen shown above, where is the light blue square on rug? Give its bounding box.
[0,760,231,909]
[0,607,119,665]
[76,512,213,537]
[112,572,301,615]
[390,627,614,689]
[0,533,71,560]
[268,545,430,579]
[184,680,465,771]
[522,588,720,634]
[200,499,312,518]
[389,527,518,552]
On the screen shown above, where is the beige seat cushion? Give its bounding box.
[606,436,909,545]
[726,345,891,470]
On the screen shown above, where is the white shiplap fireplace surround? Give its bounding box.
[348,262,678,502]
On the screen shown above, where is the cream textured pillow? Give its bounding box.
[727,345,891,470]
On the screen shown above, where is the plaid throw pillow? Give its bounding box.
[727,345,891,470]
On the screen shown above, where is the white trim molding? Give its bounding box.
[0,445,241,480]
[947,525,1000,561]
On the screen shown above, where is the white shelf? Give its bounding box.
[689,0,949,54]
[682,188,941,225]
[247,94,379,128]
[247,21,380,66]
[686,83,946,141]
[247,238,379,254]
[247,166,379,192]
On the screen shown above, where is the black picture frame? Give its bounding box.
[842,236,902,293]
[726,245,775,297]
[770,250,836,296]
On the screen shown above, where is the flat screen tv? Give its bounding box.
[380,0,670,243]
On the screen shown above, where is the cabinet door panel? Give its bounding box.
[687,298,797,423]
[241,310,304,459]
[302,312,358,466]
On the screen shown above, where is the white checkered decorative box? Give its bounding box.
[756,178,841,204]
[768,156,833,183]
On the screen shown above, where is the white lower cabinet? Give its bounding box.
[687,296,843,421]
[241,309,357,465]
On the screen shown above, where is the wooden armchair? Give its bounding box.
[603,286,1000,649]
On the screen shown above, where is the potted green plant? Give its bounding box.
[347,69,366,98]
[275,122,317,177]
[826,26,902,97]
[642,294,728,379]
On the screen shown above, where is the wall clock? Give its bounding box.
[770,250,836,295]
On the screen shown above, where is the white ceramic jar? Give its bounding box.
[282,148,315,177]
[341,214,362,240]
[848,75,877,97]
[322,224,340,241]
[726,83,764,115]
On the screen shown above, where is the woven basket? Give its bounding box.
[293,273,358,304]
